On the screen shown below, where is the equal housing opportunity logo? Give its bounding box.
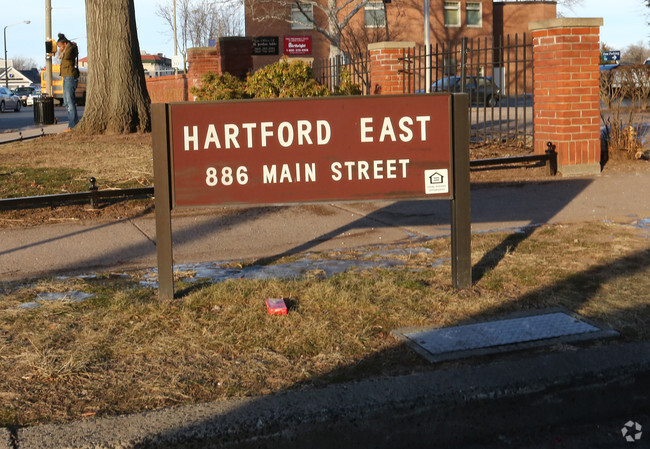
[621,421,643,443]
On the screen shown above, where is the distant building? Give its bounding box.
[78,52,175,78]
[0,60,38,89]
[141,53,175,78]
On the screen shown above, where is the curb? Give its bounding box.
[0,123,68,144]
[10,341,650,449]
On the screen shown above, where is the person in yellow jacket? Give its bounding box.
[57,33,79,130]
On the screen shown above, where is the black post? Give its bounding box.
[450,93,472,288]
[88,177,99,209]
[460,37,468,93]
[546,141,557,176]
[152,103,175,300]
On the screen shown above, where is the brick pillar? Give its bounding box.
[530,18,604,176]
[218,37,253,79]
[368,42,415,95]
[187,47,223,90]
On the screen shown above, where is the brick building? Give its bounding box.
[245,0,556,68]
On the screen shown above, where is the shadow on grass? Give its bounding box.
[2,177,595,287]
[253,178,593,269]
[121,244,650,449]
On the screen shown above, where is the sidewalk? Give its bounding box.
[0,122,69,144]
[1,170,649,282]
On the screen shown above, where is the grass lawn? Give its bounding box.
[0,132,648,428]
[0,221,648,427]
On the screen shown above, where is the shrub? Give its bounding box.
[245,58,330,98]
[190,72,247,101]
[334,67,362,96]
[600,65,650,160]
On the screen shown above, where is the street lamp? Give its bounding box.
[4,20,31,89]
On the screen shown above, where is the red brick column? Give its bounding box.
[187,47,223,90]
[530,18,603,176]
[145,75,189,103]
[368,42,415,95]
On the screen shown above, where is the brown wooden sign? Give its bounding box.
[152,94,471,300]
[169,95,453,207]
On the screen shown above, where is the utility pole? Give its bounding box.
[4,21,30,88]
[45,0,53,96]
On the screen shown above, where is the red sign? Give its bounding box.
[284,36,311,55]
[168,95,452,208]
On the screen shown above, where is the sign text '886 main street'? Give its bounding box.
[169,95,454,207]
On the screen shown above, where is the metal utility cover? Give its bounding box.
[392,309,618,363]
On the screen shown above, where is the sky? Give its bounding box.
[557,0,649,52]
[4,0,649,67]
[4,0,178,65]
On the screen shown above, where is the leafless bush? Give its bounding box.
[600,65,650,159]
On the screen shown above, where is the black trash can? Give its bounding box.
[33,96,56,126]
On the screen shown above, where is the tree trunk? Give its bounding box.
[76,0,151,134]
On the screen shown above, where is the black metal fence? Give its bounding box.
[402,34,534,148]
[0,178,154,211]
[312,53,372,95]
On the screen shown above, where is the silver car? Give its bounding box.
[0,86,21,112]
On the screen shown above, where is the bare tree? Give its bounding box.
[556,0,584,11]
[75,0,151,134]
[11,56,38,71]
[157,0,244,70]
[622,41,650,64]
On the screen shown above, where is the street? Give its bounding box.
[0,104,84,133]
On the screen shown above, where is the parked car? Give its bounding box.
[0,86,21,112]
[13,86,35,106]
[430,76,501,106]
[25,87,42,106]
[26,91,40,106]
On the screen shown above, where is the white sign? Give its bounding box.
[171,55,183,70]
[424,169,449,195]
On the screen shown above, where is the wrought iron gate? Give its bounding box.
[402,34,534,148]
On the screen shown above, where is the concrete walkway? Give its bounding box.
[1,169,649,283]
[0,122,68,143]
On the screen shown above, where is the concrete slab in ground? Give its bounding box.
[392,308,619,363]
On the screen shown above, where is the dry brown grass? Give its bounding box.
[0,221,648,427]
[0,133,153,187]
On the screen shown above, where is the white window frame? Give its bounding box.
[364,1,386,29]
[291,3,314,30]
[466,2,482,28]
[444,1,461,28]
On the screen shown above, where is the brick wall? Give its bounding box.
[530,18,603,176]
[494,1,556,39]
[145,38,253,103]
[368,42,415,95]
[146,75,189,103]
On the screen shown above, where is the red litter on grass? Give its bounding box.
[265,297,287,315]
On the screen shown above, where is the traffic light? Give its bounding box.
[45,39,56,56]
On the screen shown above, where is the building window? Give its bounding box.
[444,2,460,27]
[467,2,482,27]
[365,2,386,28]
[291,3,314,30]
